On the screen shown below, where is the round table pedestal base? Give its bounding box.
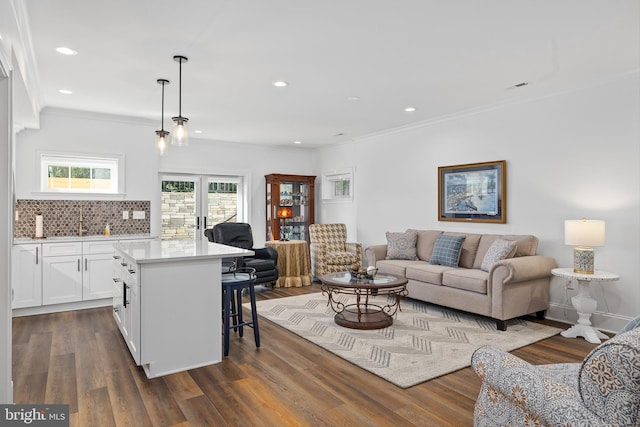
[334,306,393,330]
[561,323,609,344]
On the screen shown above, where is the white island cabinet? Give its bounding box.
[112,239,253,378]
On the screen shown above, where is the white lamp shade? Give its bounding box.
[564,219,605,247]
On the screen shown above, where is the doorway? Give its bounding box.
[160,174,245,241]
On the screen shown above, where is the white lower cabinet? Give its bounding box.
[112,255,140,363]
[12,237,157,312]
[42,242,83,305]
[112,239,248,378]
[42,254,83,305]
[83,241,116,300]
[11,244,43,308]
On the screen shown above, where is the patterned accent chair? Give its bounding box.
[309,223,363,279]
[471,326,640,426]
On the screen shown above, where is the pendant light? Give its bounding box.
[171,55,189,146]
[155,78,170,156]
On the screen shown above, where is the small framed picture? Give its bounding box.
[438,160,506,223]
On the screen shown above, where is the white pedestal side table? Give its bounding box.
[552,267,619,344]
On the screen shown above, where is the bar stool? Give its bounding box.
[221,266,260,357]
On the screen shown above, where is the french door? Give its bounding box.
[160,174,244,241]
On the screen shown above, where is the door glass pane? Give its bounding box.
[161,178,197,241]
[206,177,241,229]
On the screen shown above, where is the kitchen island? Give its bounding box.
[113,239,253,378]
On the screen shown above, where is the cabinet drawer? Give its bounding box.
[43,242,82,257]
[83,241,116,255]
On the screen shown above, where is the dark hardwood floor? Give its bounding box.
[12,284,599,427]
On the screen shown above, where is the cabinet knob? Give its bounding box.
[113,255,121,259]
[112,278,121,283]
[120,262,127,267]
[113,306,119,313]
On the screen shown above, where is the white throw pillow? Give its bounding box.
[481,239,517,272]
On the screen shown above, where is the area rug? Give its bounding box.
[249,292,562,388]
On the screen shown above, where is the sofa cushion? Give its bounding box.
[444,232,482,268]
[481,239,517,272]
[376,259,424,277]
[385,230,418,260]
[443,268,489,294]
[503,235,538,257]
[413,230,442,261]
[430,234,466,267]
[406,264,454,286]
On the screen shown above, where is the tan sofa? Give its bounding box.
[365,230,557,331]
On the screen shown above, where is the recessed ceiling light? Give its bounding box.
[194,130,202,134]
[293,140,302,144]
[347,96,360,101]
[56,47,78,56]
[58,89,73,95]
[272,81,288,87]
[404,107,416,112]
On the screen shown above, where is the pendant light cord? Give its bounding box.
[178,59,182,117]
[161,80,166,131]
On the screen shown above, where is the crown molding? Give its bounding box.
[355,69,640,143]
[41,106,157,128]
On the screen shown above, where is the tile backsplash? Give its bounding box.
[15,199,151,238]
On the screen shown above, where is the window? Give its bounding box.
[39,153,122,194]
[322,168,354,203]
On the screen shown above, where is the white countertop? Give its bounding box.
[14,234,157,244]
[114,239,254,264]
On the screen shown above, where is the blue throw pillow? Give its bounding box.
[430,235,466,267]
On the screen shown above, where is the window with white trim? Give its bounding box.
[39,154,122,194]
[322,168,354,203]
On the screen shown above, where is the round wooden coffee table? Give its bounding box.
[319,271,408,330]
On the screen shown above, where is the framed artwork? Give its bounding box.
[438,160,506,223]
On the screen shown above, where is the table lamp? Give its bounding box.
[564,218,605,274]
[276,206,293,241]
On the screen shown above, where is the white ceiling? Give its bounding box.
[19,0,640,146]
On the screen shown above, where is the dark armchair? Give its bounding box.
[204,223,279,287]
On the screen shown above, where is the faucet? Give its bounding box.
[78,207,88,236]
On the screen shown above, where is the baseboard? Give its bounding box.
[546,302,631,334]
[12,299,112,317]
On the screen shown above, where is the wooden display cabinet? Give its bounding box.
[265,174,316,242]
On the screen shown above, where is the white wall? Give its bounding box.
[16,109,159,190]
[314,73,640,332]
[312,141,358,241]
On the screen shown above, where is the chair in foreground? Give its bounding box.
[221,267,260,357]
[471,326,640,426]
[309,223,363,279]
[204,223,278,287]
